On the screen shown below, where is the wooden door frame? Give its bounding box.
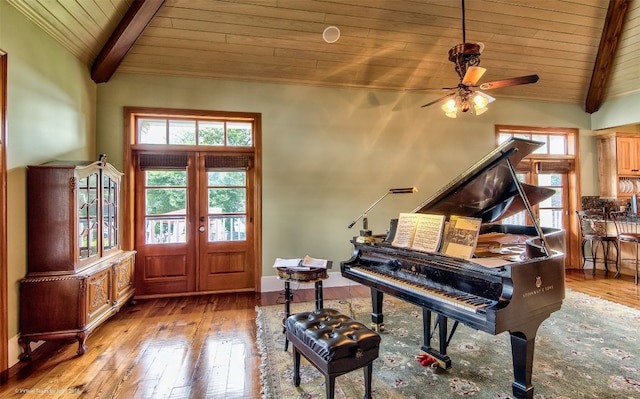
[495,126,580,269]
[1,51,8,380]
[123,107,262,293]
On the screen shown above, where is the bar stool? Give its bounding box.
[610,210,640,284]
[576,210,619,275]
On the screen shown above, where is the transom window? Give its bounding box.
[498,127,576,156]
[137,117,253,147]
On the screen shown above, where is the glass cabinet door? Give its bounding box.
[78,171,100,261]
[102,173,118,253]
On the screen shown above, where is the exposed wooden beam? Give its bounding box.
[91,0,166,84]
[585,0,630,114]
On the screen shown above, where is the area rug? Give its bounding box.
[256,289,640,399]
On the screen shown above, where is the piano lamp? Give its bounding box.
[348,187,417,243]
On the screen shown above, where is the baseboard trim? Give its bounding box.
[7,335,43,369]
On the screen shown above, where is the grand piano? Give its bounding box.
[341,138,565,399]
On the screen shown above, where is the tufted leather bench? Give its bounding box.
[285,308,381,399]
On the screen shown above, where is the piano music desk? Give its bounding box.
[277,262,332,351]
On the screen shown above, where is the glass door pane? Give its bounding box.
[144,170,188,244]
[207,171,247,242]
[78,172,100,260]
[102,174,118,251]
[538,173,564,229]
[501,173,528,225]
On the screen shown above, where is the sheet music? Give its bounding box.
[273,258,302,268]
[392,213,445,252]
[391,213,421,248]
[273,256,329,270]
[411,214,446,252]
[301,255,328,269]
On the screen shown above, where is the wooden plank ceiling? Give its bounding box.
[7,0,640,113]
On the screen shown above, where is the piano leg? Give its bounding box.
[421,309,452,369]
[509,327,538,399]
[370,288,385,332]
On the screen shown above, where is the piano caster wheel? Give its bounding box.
[371,323,384,332]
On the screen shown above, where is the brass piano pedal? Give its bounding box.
[432,357,448,370]
[371,322,384,332]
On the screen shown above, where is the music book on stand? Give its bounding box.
[391,213,446,252]
[440,215,483,259]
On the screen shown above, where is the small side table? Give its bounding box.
[277,262,332,351]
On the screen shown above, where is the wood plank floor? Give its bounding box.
[0,269,637,398]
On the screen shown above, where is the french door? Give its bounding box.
[503,170,567,230]
[502,163,574,266]
[134,151,254,296]
[496,127,579,267]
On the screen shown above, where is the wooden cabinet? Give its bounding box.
[597,133,640,198]
[19,156,135,360]
[615,136,640,175]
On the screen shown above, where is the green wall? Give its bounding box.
[96,73,595,287]
[0,0,96,365]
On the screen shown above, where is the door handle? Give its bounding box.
[199,226,205,232]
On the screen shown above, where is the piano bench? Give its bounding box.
[285,308,381,399]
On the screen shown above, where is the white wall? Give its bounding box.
[96,73,594,288]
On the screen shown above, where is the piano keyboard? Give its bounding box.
[348,266,497,313]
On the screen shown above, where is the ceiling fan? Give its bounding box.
[408,0,539,117]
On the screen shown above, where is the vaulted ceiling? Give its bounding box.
[8,0,639,113]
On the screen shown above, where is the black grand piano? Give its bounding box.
[341,138,565,399]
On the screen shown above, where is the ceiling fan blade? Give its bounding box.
[475,90,495,104]
[421,92,455,108]
[479,74,539,90]
[462,66,486,86]
[405,86,458,92]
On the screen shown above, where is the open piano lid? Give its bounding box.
[412,138,555,223]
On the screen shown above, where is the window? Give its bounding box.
[138,117,253,147]
[498,127,576,156]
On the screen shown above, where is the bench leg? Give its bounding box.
[293,347,301,387]
[363,362,373,399]
[326,375,336,399]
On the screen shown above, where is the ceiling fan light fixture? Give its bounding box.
[474,104,489,115]
[442,99,458,118]
[473,93,489,108]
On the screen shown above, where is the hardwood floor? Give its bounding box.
[0,270,637,398]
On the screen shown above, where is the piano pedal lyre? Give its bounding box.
[371,322,384,332]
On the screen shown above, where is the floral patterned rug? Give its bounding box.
[256,289,640,399]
